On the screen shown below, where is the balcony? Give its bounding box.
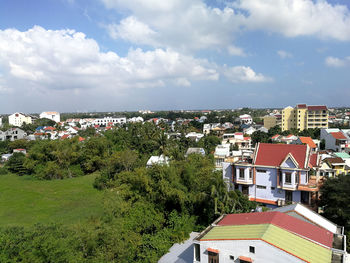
[236,176,253,185]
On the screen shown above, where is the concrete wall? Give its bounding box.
[197,239,304,263]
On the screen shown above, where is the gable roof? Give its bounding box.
[331,132,347,140]
[309,153,319,168]
[201,217,332,262]
[272,203,340,234]
[307,105,327,111]
[254,143,308,169]
[297,104,307,109]
[299,137,317,148]
[217,212,333,248]
[324,157,345,165]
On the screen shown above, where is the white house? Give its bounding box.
[93,117,126,126]
[146,155,169,167]
[40,111,60,122]
[193,210,347,263]
[9,112,33,127]
[185,132,204,142]
[239,114,253,125]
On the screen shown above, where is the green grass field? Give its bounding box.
[0,173,105,227]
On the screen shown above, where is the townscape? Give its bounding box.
[1,104,350,262]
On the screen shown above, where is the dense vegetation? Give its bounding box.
[319,175,350,251]
[0,122,255,262]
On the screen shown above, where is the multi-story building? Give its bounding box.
[93,117,126,126]
[223,143,321,208]
[263,114,281,129]
[40,111,60,123]
[193,209,347,263]
[282,104,328,131]
[8,112,33,127]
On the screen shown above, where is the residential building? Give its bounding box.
[185,147,205,157]
[203,124,211,135]
[224,143,321,208]
[146,155,169,167]
[193,211,346,263]
[0,130,5,141]
[222,133,252,150]
[4,128,27,141]
[320,128,350,152]
[8,112,33,127]
[263,114,281,129]
[0,117,2,127]
[185,132,204,142]
[291,136,318,152]
[214,144,230,169]
[282,104,328,131]
[40,111,60,122]
[239,114,253,125]
[323,157,347,176]
[93,117,126,126]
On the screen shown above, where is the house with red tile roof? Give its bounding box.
[193,210,346,263]
[320,128,350,152]
[291,136,318,152]
[224,143,322,208]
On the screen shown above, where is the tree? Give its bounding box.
[251,131,269,145]
[5,152,28,176]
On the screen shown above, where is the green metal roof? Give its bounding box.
[201,224,332,263]
[334,152,350,159]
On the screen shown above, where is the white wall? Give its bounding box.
[197,240,303,263]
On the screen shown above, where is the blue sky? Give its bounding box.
[0,0,349,113]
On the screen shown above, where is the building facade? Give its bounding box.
[282,104,328,131]
[223,143,321,208]
[194,211,346,263]
[40,111,60,122]
[8,112,33,127]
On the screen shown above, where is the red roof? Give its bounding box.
[94,125,100,128]
[217,212,333,248]
[296,104,307,109]
[307,105,327,111]
[78,136,85,142]
[61,134,69,139]
[271,134,280,139]
[299,137,317,148]
[309,153,318,167]
[207,248,219,253]
[331,132,347,140]
[254,143,308,168]
[239,256,253,262]
[44,126,56,130]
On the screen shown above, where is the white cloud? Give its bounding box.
[277,50,293,59]
[224,66,272,83]
[101,0,350,56]
[227,45,246,56]
[0,26,219,93]
[233,0,350,41]
[325,56,350,67]
[101,0,245,52]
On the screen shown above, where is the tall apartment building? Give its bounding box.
[8,112,33,127]
[282,104,328,131]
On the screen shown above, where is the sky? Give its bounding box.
[0,0,350,113]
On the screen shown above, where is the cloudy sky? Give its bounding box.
[0,0,350,113]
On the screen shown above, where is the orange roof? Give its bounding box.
[331,132,347,140]
[239,256,253,262]
[61,134,69,139]
[207,248,219,253]
[299,137,316,148]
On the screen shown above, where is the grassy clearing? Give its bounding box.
[0,173,104,227]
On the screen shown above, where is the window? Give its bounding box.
[194,244,200,262]
[208,252,219,263]
[256,169,266,173]
[249,246,255,253]
[229,255,234,260]
[239,168,245,179]
[249,169,252,179]
[285,172,292,184]
[257,185,266,189]
[271,187,275,190]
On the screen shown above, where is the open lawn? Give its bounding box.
[0,173,104,227]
